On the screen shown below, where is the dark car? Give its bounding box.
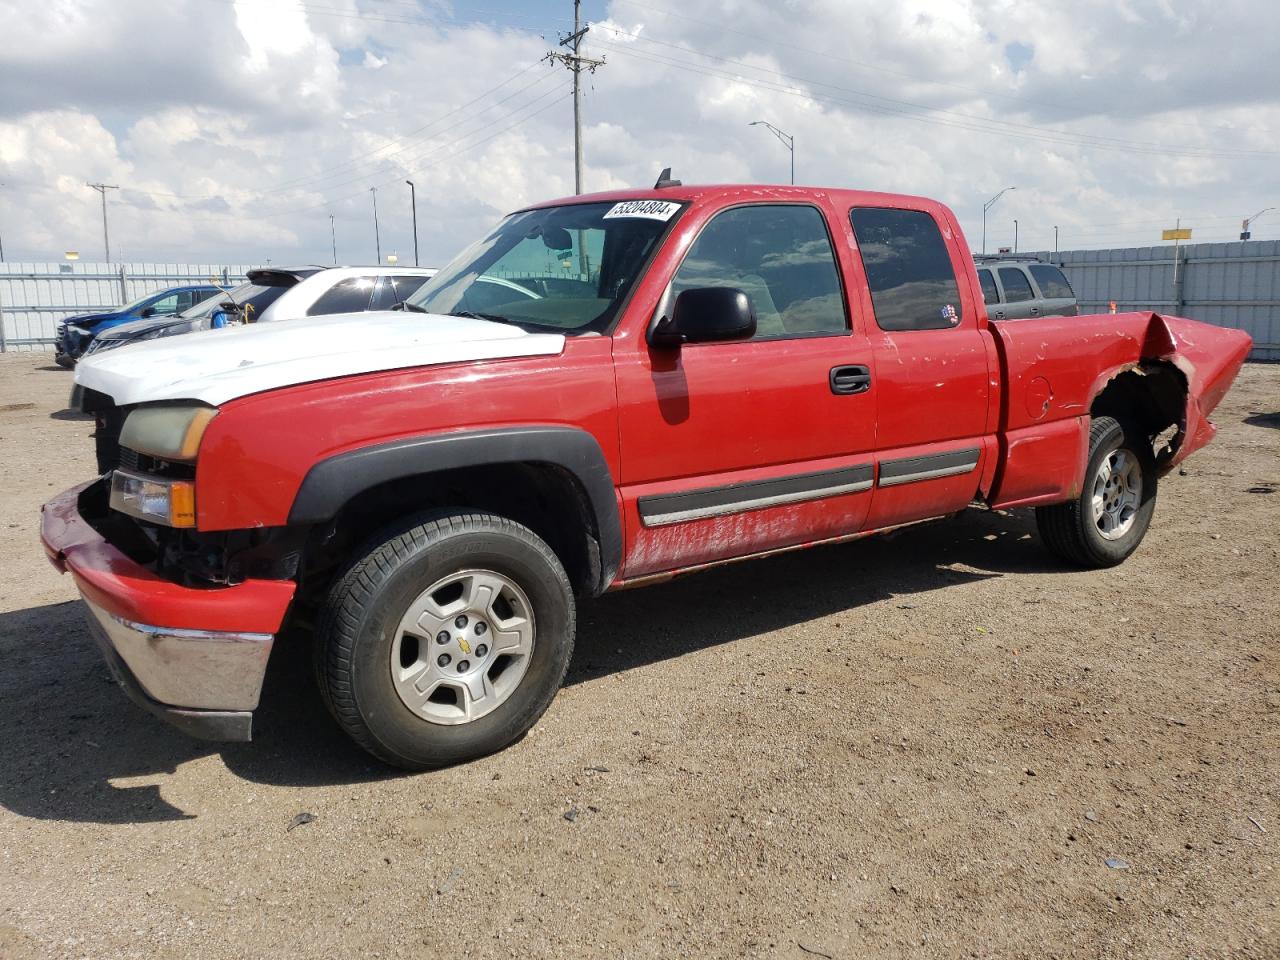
[55,284,222,366]
[973,256,1077,320]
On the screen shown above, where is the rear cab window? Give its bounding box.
[997,267,1034,303]
[1029,264,1074,299]
[848,207,963,331]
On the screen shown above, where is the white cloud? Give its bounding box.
[0,0,1277,266]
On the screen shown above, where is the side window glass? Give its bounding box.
[308,276,378,316]
[1029,264,1074,299]
[977,269,1000,305]
[147,294,179,315]
[848,208,962,331]
[669,204,846,339]
[998,267,1035,303]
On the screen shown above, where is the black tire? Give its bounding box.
[316,511,575,770]
[1035,416,1157,568]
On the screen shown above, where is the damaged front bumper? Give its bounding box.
[40,482,296,741]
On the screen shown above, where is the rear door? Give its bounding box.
[847,205,994,529]
[995,266,1038,319]
[612,201,878,578]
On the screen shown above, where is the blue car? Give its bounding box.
[54,283,222,367]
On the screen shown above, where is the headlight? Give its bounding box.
[110,469,197,527]
[120,404,218,461]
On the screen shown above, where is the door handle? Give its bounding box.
[1029,306,1040,316]
[829,364,871,395]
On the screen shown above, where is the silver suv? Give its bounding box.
[974,256,1077,320]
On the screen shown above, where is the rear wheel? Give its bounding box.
[1035,416,1157,567]
[316,511,575,769]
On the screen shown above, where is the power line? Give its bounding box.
[594,39,1274,162]
[607,0,1268,141]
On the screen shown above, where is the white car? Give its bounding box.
[85,266,438,355]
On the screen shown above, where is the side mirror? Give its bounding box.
[650,287,756,348]
[140,306,157,318]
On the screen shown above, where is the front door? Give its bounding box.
[613,202,878,579]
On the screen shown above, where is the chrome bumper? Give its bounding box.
[83,598,275,742]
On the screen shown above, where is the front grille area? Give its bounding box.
[118,446,140,472]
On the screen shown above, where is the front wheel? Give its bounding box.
[1035,415,1157,568]
[316,511,575,769]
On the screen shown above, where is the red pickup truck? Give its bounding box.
[42,183,1251,768]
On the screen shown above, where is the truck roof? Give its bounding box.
[520,183,946,213]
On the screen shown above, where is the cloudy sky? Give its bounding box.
[2,0,1278,267]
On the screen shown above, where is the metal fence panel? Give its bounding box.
[1026,240,1279,360]
[0,262,252,351]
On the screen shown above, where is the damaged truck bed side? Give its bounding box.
[41,183,1252,769]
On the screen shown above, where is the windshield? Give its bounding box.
[182,281,291,320]
[407,200,684,333]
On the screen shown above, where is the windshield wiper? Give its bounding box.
[390,300,428,313]
[448,310,513,324]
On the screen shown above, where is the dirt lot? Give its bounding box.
[0,352,1276,960]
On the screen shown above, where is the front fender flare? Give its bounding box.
[287,426,622,591]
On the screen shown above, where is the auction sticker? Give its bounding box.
[603,200,682,221]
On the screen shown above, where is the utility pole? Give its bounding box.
[406,180,419,266]
[329,214,337,264]
[748,121,795,184]
[982,186,1015,255]
[1013,219,1018,253]
[86,182,119,262]
[1054,225,1059,256]
[547,0,605,194]
[370,187,381,264]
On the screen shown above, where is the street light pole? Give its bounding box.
[370,187,381,265]
[86,182,119,262]
[982,186,1016,255]
[329,214,337,265]
[406,180,419,267]
[748,120,795,184]
[1241,207,1275,241]
[1013,218,1018,253]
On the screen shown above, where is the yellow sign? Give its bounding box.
[1162,228,1192,241]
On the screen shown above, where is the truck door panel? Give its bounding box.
[613,202,877,578]
[847,205,993,530]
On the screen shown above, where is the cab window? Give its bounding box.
[848,207,963,331]
[668,204,847,339]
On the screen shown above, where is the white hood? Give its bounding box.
[75,310,566,406]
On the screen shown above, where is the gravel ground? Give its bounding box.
[0,352,1277,960]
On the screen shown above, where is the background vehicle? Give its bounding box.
[973,255,1078,319]
[44,183,1250,770]
[54,283,221,366]
[84,266,435,356]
